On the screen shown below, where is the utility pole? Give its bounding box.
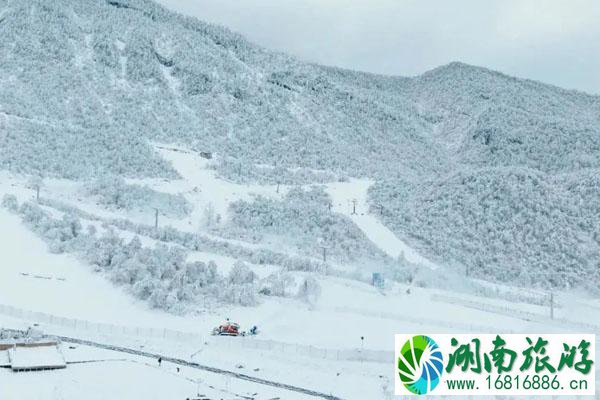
[549,292,554,320]
[319,245,327,262]
[154,208,159,230]
[360,336,365,364]
[29,176,42,202]
[351,199,357,215]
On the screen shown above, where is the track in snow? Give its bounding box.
[49,333,344,400]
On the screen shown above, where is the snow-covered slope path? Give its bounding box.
[149,145,282,225]
[326,180,438,269]
[12,330,342,400]
[148,145,438,271]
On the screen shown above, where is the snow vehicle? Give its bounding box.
[212,321,241,336]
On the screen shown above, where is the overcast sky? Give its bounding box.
[156,0,600,95]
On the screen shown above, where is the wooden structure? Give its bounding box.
[0,341,66,372]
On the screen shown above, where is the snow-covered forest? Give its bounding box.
[369,168,600,289]
[85,176,191,218]
[1,1,600,398]
[0,0,599,301]
[227,186,391,264]
[2,194,324,311]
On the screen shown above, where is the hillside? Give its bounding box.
[406,62,600,172]
[3,199,599,400]
[369,168,600,289]
[0,0,437,180]
[1,0,600,288]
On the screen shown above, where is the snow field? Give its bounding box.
[1,148,599,399]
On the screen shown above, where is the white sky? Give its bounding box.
[156,0,600,94]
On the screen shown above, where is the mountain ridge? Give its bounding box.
[1,0,599,180]
[1,0,600,287]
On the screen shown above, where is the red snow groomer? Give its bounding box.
[212,321,241,336]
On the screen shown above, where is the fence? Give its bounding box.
[333,305,509,333]
[215,335,390,363]
[431,294,600,333]
[0,303,198,342]
[0,304,391,364]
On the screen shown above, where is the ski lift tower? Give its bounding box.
[350,198,358,215]
[153,207,159,229]
[317,238,330,263]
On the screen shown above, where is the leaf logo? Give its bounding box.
[397,335,444,395]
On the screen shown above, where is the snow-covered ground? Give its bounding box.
[150,145,283,229]
[1,148,599,399]
[326,179,438,269]
[1,342,314,400]
[7,344,66,371]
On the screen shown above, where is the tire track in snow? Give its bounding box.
[49,334,344,400]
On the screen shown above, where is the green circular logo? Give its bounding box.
[397,335,444,395]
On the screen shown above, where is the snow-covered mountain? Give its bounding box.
[0,0,433,180]
[1,0,599,287]
[406,62,600,172]
[2,0,599,181]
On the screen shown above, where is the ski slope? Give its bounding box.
[151,145,283,228]
[326,180,438,269]
[1,154,599,399]
[153,146,440,270]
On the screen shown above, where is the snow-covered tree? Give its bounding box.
[201,202,216,228]
[259,271,294,297]
[296,277,321,306]
[1,194,18,212]
[228,260,257,285]
[27,176,44,201]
